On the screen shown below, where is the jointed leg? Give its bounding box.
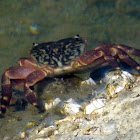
[117,45,140,56]
[94,44,140,72]
[103,55,120,69]
[18,57,39,68]
[1,72,12,114]
[76,48,121,70]
[24,70,46,110]
[117,49,140,73]
[0,66,36,114]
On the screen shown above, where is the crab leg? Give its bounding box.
[76,45,140,73]
[18,57,39,68]
[0,66,36,114]
[76,50,104,65]
[24,70,46,111]
[117,49,140,72]
[103,55,120,69]
[1,72,12,114]
[76,49,120,70]
[117,45,140,56]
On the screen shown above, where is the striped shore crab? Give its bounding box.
[0,35,140,114]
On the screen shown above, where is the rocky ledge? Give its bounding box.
[16,70,140,140]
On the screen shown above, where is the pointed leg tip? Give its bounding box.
[136,66,140,73]
[116,67,120,70]
[0,109,5,117]
[39,108,45,113]
[0,105,6,114]
[0,113,5,118]
[3,96,8,101]
[33,102,45,112]
[33,102,38,106]
[136,66,140,70]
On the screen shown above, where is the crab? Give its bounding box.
[0,35,140,114]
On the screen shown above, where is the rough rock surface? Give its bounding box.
[20,73,140,140]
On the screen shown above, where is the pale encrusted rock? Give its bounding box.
[27,73,140,140]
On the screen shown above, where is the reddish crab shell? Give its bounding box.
[0,35,140,114]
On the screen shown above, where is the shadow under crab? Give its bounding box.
[0,35,140,114]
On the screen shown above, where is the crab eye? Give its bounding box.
[33,43,38,46]
[74,34,80,38]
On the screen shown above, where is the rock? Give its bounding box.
[25,70,140,140]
